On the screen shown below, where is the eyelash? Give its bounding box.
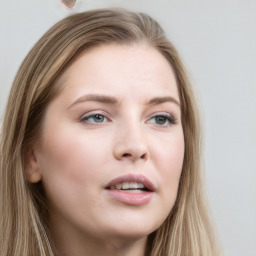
[147,113,176,127]
[80,112,176,127]
[80,113,108,124]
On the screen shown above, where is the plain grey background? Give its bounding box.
[0,0,255,255]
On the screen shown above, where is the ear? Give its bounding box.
[26,149,42,183]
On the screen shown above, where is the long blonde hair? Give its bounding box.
[0,8,220,256]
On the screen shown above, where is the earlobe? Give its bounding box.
[26,150,42,183]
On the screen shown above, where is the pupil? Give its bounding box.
[95,115,103,122]
[156,116,166,125]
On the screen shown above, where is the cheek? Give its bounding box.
[35,128,109,219]
[152,134,184,206]
[36,127,105,193]
[155,134,184,177]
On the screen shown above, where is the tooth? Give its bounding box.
[137,183,145,189]
[122,182,129,189]
[116,183,122,189]
[129,182,138,189]
[110,182,146,190]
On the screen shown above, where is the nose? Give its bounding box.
[113,123,149,162]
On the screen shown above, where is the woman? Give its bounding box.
[0,8,221,256]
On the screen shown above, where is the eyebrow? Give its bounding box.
[68,94,119,109]
[146,96,180,107]
[68,94,180,109]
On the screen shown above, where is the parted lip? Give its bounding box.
[105,174,156,192]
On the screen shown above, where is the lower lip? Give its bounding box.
[105,189,154,206]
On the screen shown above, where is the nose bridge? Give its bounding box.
[113,115,149,161]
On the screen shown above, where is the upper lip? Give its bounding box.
[105,174,157,192]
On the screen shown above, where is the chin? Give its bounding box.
[102,217,160,241]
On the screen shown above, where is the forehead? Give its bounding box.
[56,43,179,102]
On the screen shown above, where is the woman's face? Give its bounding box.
[30,44,184,243]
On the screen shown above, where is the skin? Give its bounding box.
[28,44,185,256]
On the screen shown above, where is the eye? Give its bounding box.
[80,114,107,124]
[147,113,176,126]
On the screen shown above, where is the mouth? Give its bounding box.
[108,181,149,192]
[105,174,156,192]
[105,174,156,206]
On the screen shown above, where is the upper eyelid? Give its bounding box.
[82,114,108,124]
[79,111,111,122]
[147,111,176,119]
[147,112,178,125]
[78,110,178,122]
[149,112,176,119]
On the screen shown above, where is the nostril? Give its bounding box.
[123,153,132,158]
[122,152,147,160]
[114,142,149,161]
[141,153,147,159]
